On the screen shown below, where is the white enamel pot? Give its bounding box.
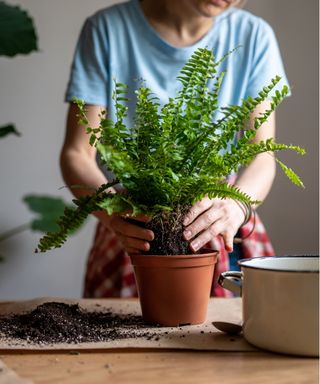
[219,256,319,357]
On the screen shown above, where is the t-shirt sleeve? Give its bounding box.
[245,19,291,99]
[65,17,109,106]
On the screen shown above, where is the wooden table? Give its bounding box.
[1,349,318,384]
[0,298,318,384]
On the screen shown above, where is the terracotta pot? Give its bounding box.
[130,251,218,326]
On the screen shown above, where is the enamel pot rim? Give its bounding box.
[238,255,319,273]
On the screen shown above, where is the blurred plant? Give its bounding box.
[0,195,73,242]
[0,1,38,137]
[0,2,82,259]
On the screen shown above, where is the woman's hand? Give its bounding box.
[183,196,246,253]
[109,214,154,254]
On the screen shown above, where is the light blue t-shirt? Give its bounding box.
[65,0,289,120]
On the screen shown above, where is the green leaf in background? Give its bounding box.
[0,124,21,138]
[0,1,38,57]
[23,195,76,233]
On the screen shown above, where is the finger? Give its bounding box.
[183,206,221,241]
[111,216,154,241]
[118,212,151,223]
[222,231,234,253]
[129,214,151,223]
[125,247,140,254]
[189,220,227,253]
[189,229,214,253]
[206,239,222,253]
[117,234,150,252]
[183,197,213,226]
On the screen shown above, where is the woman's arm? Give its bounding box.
[234,100,276,204]
[60,104,154,253]
[60,104,110,196]
[183,100,276,253]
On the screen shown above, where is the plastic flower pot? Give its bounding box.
[130,251,218,326]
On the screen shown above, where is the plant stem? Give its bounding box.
[0,223,30,242]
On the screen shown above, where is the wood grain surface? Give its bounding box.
[0,298,251,352]
[1,350,318,384]
[1,298,318,384]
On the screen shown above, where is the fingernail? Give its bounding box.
[184,230,192,240]
[144,242,150,251]
[183,216,191,226]
[226,245,233,252]
[191,241,199,251]
[147,231,154,241]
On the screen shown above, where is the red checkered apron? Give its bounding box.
[83,210,274,298]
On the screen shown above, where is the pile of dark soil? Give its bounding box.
[0,302,160,345]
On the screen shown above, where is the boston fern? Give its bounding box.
[37,47,304,253]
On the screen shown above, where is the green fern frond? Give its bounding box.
[38,47,305,252]
[222,139,305,172]
[36,181,118,252]
[134,86,161,165]
[194,181,259,206]
[276,159,305,188]
[215,76,283,152]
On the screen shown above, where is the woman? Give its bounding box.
[62,0,289,297]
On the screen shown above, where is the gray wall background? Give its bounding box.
[0,0,318,299]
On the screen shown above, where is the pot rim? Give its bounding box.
[129,251,218,268]
[130,248,218,259]
[131,252,218,258]
[238,255,319,273]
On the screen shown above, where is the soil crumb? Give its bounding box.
[0,302,160,345]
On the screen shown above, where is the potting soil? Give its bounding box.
[0,302,160,345]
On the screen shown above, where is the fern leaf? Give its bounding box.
[40,47,305,253]
[36,181,118,252]
[276,159,305,188]
[194,182,259,206]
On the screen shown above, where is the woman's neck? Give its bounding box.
[140,0,215,47]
